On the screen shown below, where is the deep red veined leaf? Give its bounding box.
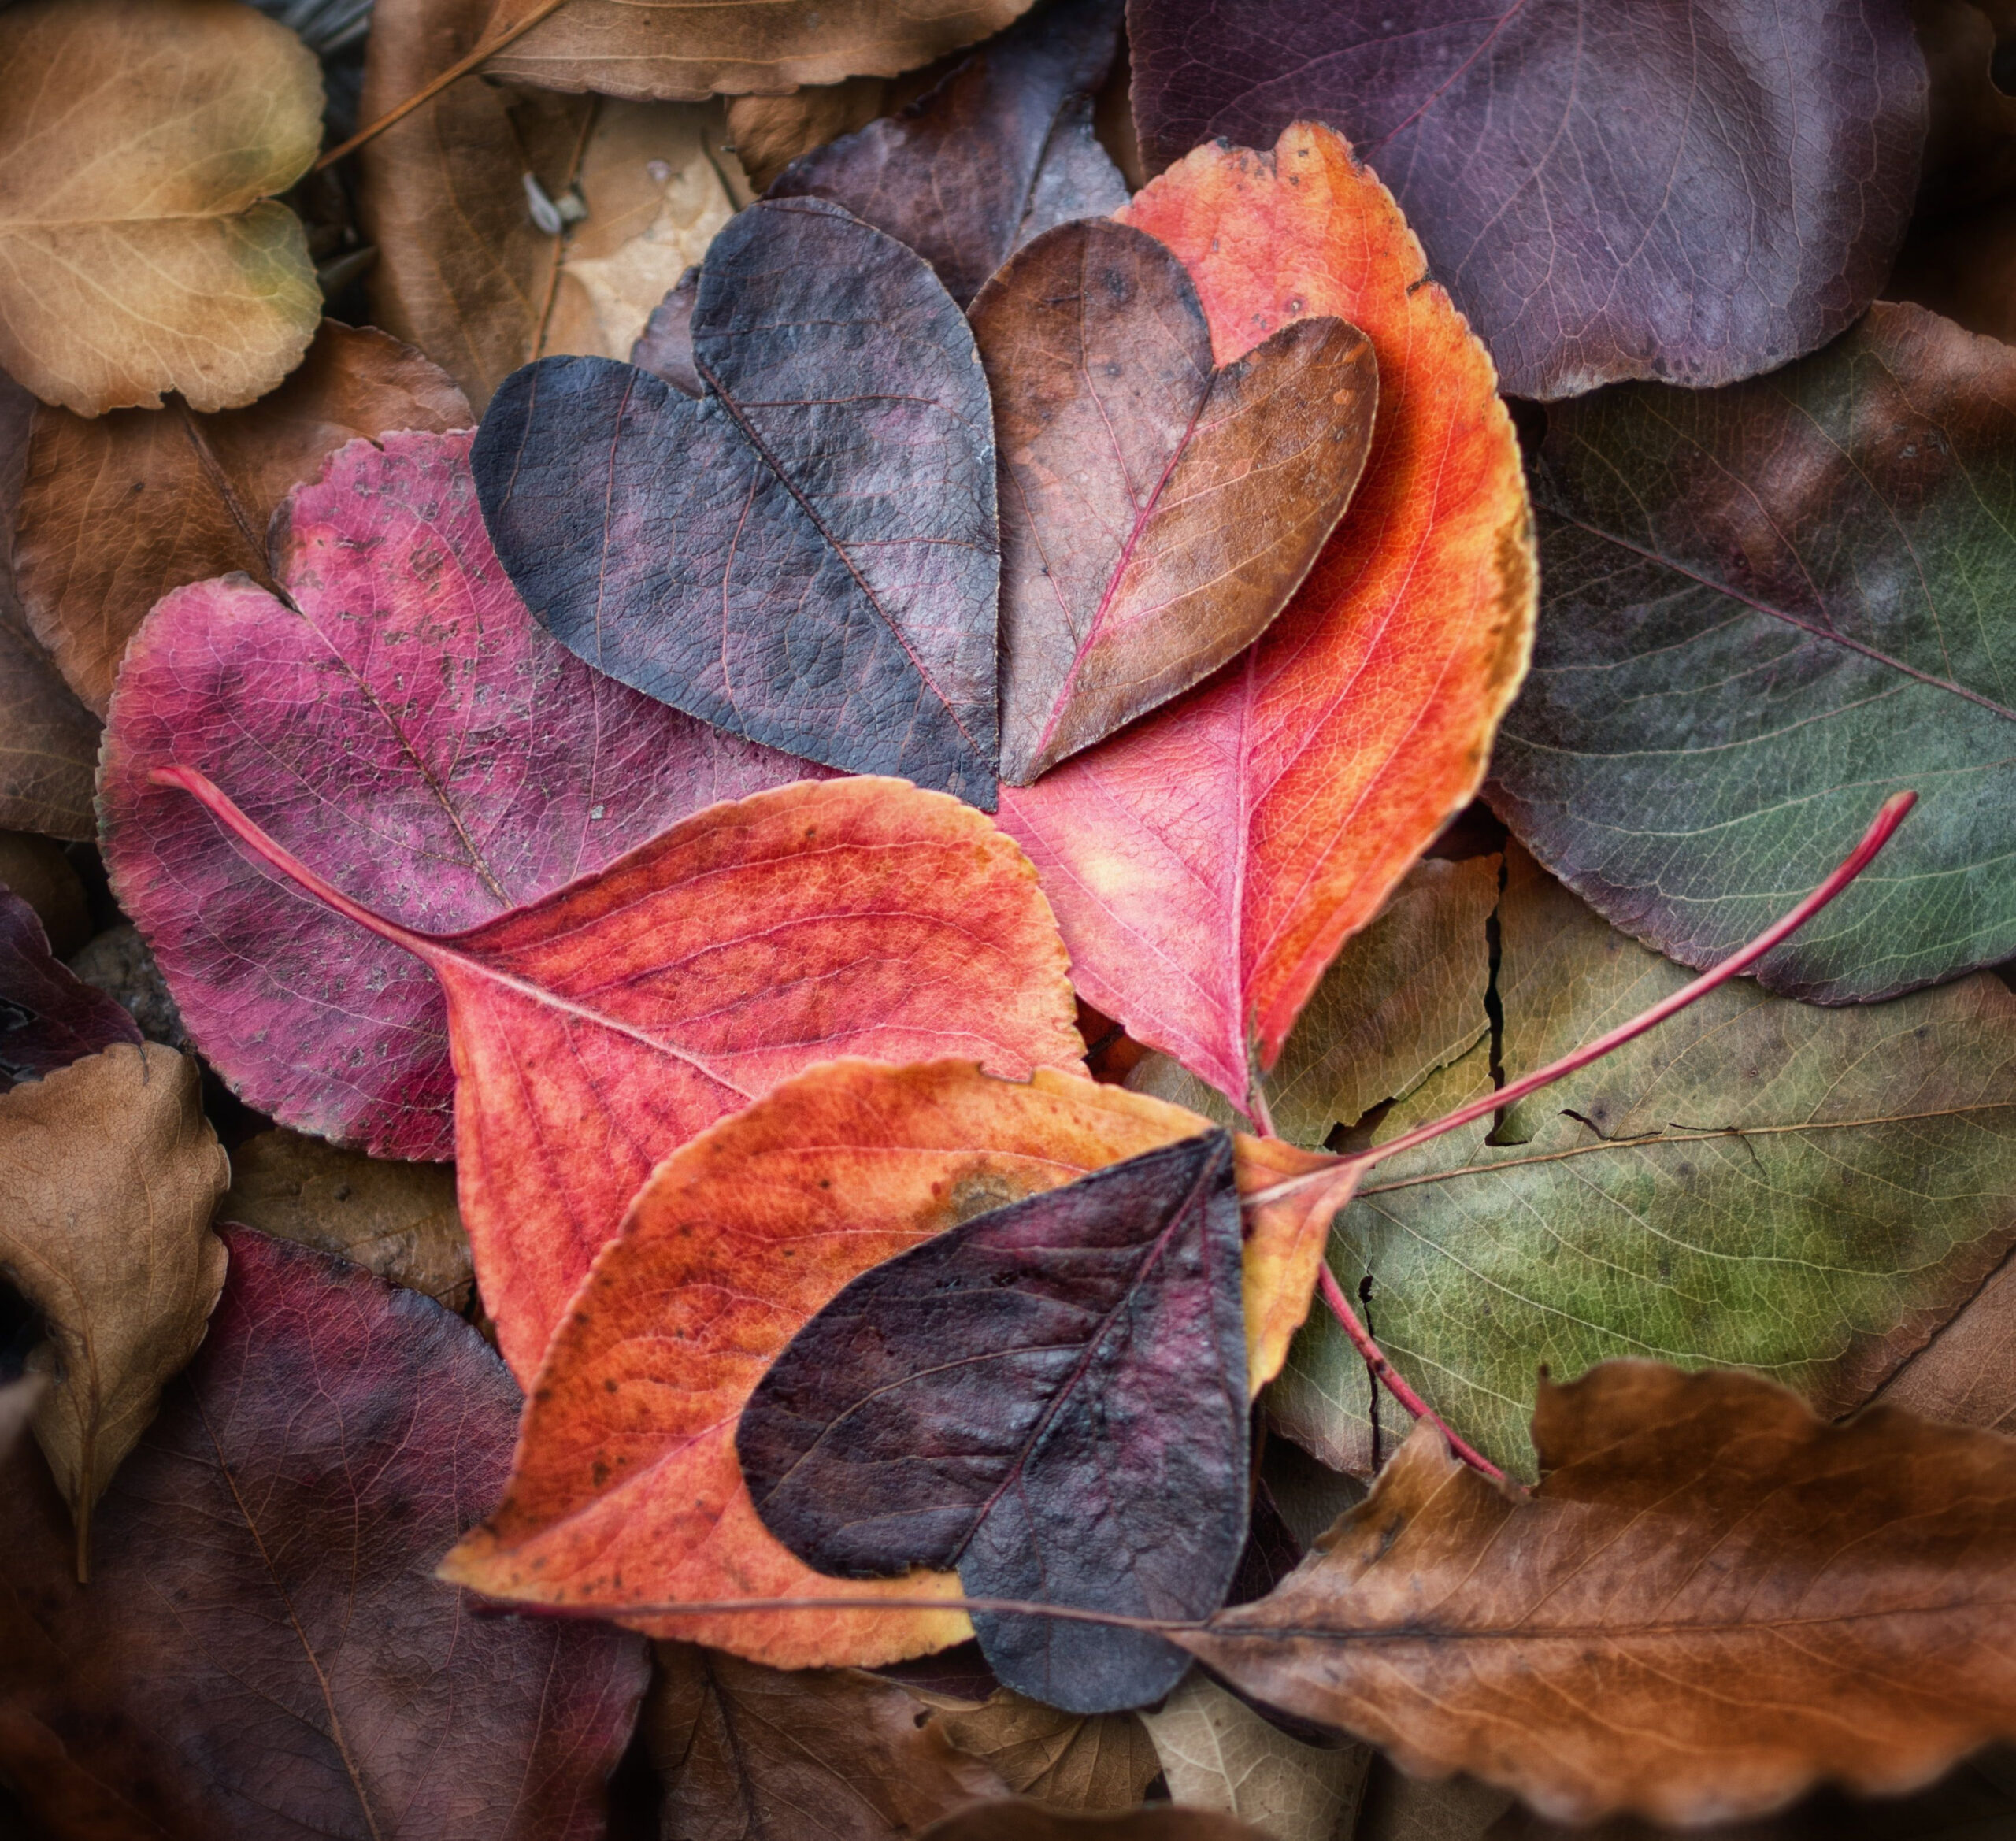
[973,217,1377,783]
[0,884,140,1088]
[998,124,1534,1106]
[0,1226,648,1841]
[154,770,1084,1381]
[100,428,825,1163]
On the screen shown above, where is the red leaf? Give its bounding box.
[100,428,825,1161]
[154,770,1084,1380]
[997,124,1535,1104]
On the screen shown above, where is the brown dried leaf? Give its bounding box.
[483,0,1040,102]
[0,0,323,415]
[0,373,97,841]
[928,1688,1163,1813]
[647,1643,1008,1839]
[919,1806,1270,1840]
[0,1043,228,1575]
[223,1128,471,1311]
[15,322,469,715]
[725,78,894,193]
[1187,1362,2016,1828]
[358,1,751,409]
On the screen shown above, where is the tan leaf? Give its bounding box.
[0,0,324,415]
[358,0,753,409]
[222,1128,472,1311]
[0,1043,228,1577]
[484,0,1039,102]
[1186,1362,2016,1828]
[0,373,96,841]
[647,1642,1007,1839]
[928,1687,1162,1813]
[14,323,469,714]
[724,79,894,192]
[1863,1243,2016,1436]
[1141,1673,1371,1841]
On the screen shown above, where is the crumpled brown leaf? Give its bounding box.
[0,1042,228,1577]
[222,1128,471,1311]
[482,0,1040,101]
[647,1642,1009,1839]
[1186,1361,2016,1828]
[14,321,469,714]
[925,1687,1164,1813]
[0,0,324,415]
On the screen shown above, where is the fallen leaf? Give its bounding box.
[223,1127,471,1310]
[1186,1361,2016,1828]
[647,1643,1009,1839]
[13,321,470,717]
[0,885,141,1089]
[927,1689,1163,1812]
[973,218,1377,783]
[769,0,1128,307]
[473,197,1001,804]
[920,1805,1270,1839]
[0,0,324,414]
[1862,1243,2016,1436]
[0,1043,227,1574]
[740,1128,1249,1711]
[999,124,1533,1104]
[482,0,1040,100]
[726,78,900,195]
[99,428,822,1163]
[1131,851,1499,1151]
[158,769,1084,1380]
[540,100,751,365]
[1273,843,2016,1480]
[0,373,97,842]
[439,1061,1209,1668]
[1141,1671,1372,1840]
[1491,301,2016,1003]
[630,264,703,391]
[0,1374,40,1458]
[0,1225,648,1840]
[1126,0,1928,399]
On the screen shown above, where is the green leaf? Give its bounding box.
[1272,846,2016,1476]
[1489,301,2016,1003]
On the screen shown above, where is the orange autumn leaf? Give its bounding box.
[440,1059,1349,1669]
[999,122,1535,1106]
[155,772,1084,1384]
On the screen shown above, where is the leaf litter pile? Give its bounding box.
[13,2,2016,1838]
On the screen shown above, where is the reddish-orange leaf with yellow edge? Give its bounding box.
[999,123,1535,1106]
[439,1058,1346,1670]
[153,772,1084,1384]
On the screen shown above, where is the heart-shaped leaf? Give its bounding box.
[973,218,1377,783]
[441,1059,1340,1668]
[740,1128,1249,1713]
[0,0,323,415]
[1188,1362,2016,1829]
[101,428,822,1162]
[998,124,1534,1104]
[769,0,1128,308]
[1489,301,2016,1002]
[157,770,1084,1382]
[1125,0,1928,400]
[472,197,1001,805]
[0,1226,647,1840]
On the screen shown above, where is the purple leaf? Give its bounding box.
[1125,0,1928,398]
[474,198,1001,806]
[769,0,1128,307]
[0,1225,647,1840]
[738,1128,1249,1714]
[0,885,139,1089]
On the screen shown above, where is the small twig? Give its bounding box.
[1316,1264,1510,1485]
[314,0,575,170]
[1241,791,1918,1215]
[481,1591,1203,1633]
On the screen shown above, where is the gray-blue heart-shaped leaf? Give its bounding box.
[472,198,1000,806]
